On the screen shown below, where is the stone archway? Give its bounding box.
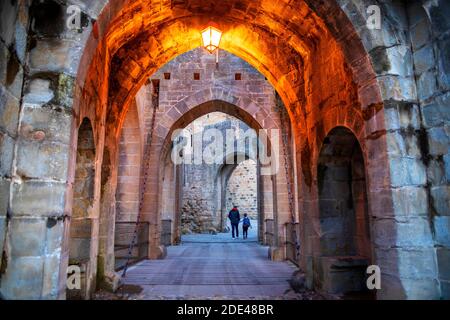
[315,126,372,295]
[156,99,278,249]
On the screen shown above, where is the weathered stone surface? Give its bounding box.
[29,39,82,76]
[430,186,450,216]
[0,86,20,136]
[0,256,45,299]
[435,216,450,247]
[413,44,435,76]
[391,186,428,216]
[445,153,450,182]
[10,181,66,217]
[427,159,447,185]
[23,79,54,105]
[427,126,449,156]
[374,247,439,287]
[9,218,47,257]
[377,75,417,102]
[372,217,434,248]
[421,94,450,128]
[436,34,450,90]
[0,178,9,215]
[417,70,437,101]
[0,132,14,177]
[410,18,431,51]
[0,0,18,46]
[437,248,450,281]
[389,157,427,187]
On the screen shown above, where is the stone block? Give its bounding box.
[444,153,450,182]
[398,102,421,129]
[372,217,434,248]
[375,247,438,280]
[417,70,437,102]
[9,217,47,257]
[427,126,449,156]
[10,180,66,217]
[384,104,400,130]
[434,216,450,246]
[436,33,450,90]
[0,131,14,177]
[370,45,413,77]
[0,178,10,215]
[377,75,417,102]
[427,158,446,185]
[45,218,65,254]
[430,186,450,216]
[42,252,63,299]
[14,13,28,64]
[379,273,440,299]
[23,79,54,105]
[386,131,421,158]
[29,39,82,76]
[441,281,450,299]
[0,0,18,47]
[0,85,20,136]
[392,186,428,216]
[410,19,432,51]
[400,277,441,300]
[16,140,70,180]
[437,248,450,281]
[389,157,427,187]
[0,256,45,299]
[421,97,450,129]
[384,101,421,131]
[413,44,435,75]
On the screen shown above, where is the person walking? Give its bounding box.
[228,205,241,239]
[242,213,252,240]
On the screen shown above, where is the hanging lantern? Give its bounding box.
[201,26,222,53]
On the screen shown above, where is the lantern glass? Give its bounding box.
[201,26,222,53]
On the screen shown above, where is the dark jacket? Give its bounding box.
[228,208,240,225]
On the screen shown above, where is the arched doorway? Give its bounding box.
[315,127,372,296]
[67,118,96,299]
[157,106,277,247]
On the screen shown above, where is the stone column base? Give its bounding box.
[268,246,285,261]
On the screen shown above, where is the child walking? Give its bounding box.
[242,213,252,240]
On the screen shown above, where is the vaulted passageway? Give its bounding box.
[0,0,449,300]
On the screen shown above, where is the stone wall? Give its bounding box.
[407,0,450,298]
[226,159,258,220]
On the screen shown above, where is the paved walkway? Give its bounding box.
[122,236,297,299]
[181,219,258,243]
